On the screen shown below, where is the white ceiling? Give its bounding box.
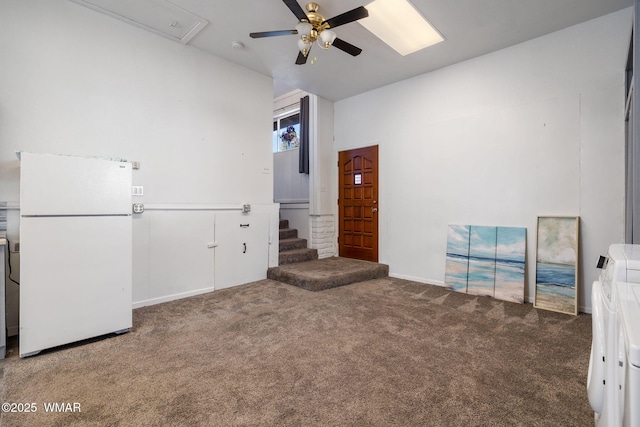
[89,0,634,101]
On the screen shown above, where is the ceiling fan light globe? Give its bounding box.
[295,22,313,37]
[297,38,311,55]
[318,29,337,49]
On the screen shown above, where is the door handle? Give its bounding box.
[372,207,378,213]
[243,243,247,253]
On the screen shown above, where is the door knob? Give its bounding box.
[372,207,378,213]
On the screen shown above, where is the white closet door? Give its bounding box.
[214,213,269,290]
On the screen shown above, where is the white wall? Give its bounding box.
[334,9,631,313]
[0,0,276,331]
[311,96,336,215]
[0,1,273,204]
[309,96,337,257]
[273,149,309,203]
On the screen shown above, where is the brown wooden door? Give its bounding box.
[338,145,378,262]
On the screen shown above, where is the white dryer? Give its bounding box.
[589,279,609,421]
[588,244,640,426]
[616,281,640,427]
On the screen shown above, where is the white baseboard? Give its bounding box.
[389,273,591,314]
[388,272,444,287]
[132,286,216,309]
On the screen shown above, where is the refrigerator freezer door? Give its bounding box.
[19,216,132,357]
[20,152,132,216]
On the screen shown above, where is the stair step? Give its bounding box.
[279,228,298,240]
[267,257,389,292]
[279,248,318,265]
[279,219,289,230]
[280,238,307,252]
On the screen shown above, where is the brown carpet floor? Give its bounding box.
[0,278,592,426]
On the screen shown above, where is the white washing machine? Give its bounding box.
[588,244,640,426]
[616,281,640,427]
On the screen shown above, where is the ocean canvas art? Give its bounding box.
[467,226,497,297]
[445,225,470,293]
[494,227,526,304]
[445,224,526,303]
[534,216,579,315]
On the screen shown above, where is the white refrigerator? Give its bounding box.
[19,152,132,357]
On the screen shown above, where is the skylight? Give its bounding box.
[359,0,444,56]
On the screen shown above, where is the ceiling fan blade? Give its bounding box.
[250,30,297,38]
[332,38,362,56]
[295,50,309,65]
[322,6,368,28]
[283,0,308,22]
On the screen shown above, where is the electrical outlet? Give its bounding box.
[132,186,144,196]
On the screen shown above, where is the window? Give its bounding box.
[273,109,301,152]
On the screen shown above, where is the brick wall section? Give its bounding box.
[310,215,336,259]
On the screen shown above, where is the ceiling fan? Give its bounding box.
[250,0,369,65]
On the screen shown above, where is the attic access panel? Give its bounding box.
[70,0,208,44]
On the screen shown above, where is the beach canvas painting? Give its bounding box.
[445,224,526,303]
[494,227,527,304]
[445,225,470,293]
[467,226,497,297]
[534,216,579,315]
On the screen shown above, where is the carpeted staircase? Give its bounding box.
[277,219,318,265]
[268,219,389,291]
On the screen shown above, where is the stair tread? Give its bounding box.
[268,257,389,291]
[278,248,318,265]
[279,228,297,234]
[280,248,316,254]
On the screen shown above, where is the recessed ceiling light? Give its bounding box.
[359,0,444,56]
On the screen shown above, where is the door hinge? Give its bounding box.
[337,198,339,205]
